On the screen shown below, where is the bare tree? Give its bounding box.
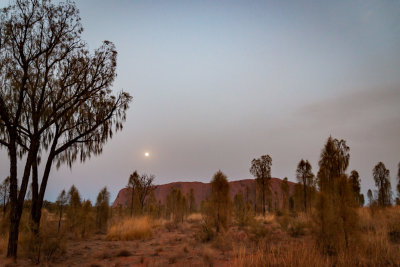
[250,155,272,216]
[296,159,314,213]
[128,171,156,214]
[0,0,131,258]
[373,162,392,207]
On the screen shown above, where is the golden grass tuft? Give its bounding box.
[187,213,203,222]
[255,213,275,224]
[106,216,153,241]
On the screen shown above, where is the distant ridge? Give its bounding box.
[113,178,295,208]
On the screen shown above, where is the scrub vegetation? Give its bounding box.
[0,0,399,266]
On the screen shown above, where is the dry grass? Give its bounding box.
[233,242,330,267]
[187,213,203,222]
[255,213,275,224]
[106,216,153,241]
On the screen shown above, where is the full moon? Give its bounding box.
[144,152,150,157]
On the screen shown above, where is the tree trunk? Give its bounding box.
[7,139,19,259]
[7,210,21,259]
[31,157,40,234]
[7,140,37,258]
[58,206,63,233]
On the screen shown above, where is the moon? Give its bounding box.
[144,152,150,157]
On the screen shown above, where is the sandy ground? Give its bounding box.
[1,220,243,267]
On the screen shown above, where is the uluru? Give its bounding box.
[113,177,295,208]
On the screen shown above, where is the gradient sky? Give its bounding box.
[0,0,400,203]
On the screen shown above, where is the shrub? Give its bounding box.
[20,210,66,263]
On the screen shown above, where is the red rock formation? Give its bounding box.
[113,178,295,209]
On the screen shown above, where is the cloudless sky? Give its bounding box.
[0,0,399,203]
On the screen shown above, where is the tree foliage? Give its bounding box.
[204,170,231,233]
[373,162,392,207]
[349,170,363,206]
[0,0,131,257]
[250,155,272,216]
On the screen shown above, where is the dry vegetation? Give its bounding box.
[106,217,153,241]
[0,139,399,266]
[0,199,399,266]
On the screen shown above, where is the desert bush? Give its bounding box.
[233,192,254,227]
[197,218,215,242]
[20,210,66,263]
[248,220,269,242]
[166,187,188,223]
[287,220,306,237]
[106,216,153,241]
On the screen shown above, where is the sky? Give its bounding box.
[0,0,400,203]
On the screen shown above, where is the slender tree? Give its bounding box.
[349,170,363,206]
[318,137,350,193]
[127,171,139,217]
[56,189,67,233]
[66,185,82,231]
[296,159,314,212]
[250,155,272,216]
[367,189,373,206]
[209,170,231,233]
[315,137,357,253]
[187,188,196,214]
[0,0,131,257]
[373,162,392,207]
[95,187,110,232]
[166,187,187,223]
[280,177,289,212]
[0,177,10,218]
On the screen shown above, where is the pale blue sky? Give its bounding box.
[1,0,400,203]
